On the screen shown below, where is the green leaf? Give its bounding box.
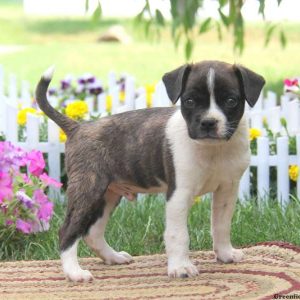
[92,1,102,23]
[155,9,165,26]
[218,9,230,27]
[199,17,212,34]
[258,0,265,19]
[185,38,193,61]
[216,21,223,41]
[265,24,277,46]
[280,30,287,48]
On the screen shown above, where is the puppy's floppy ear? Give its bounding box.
[234,65,265,107]
[162,64,192,104]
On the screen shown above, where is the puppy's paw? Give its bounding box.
[65,269,94,282]
[104,251,133,265]
[168,260,199,278]
[215,247,244,263]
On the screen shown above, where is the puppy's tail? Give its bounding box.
[35,66,78,135]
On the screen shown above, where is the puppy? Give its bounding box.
[35,60,265,282]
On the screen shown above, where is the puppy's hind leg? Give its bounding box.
[59,173,109,282]
[84,189,133,265]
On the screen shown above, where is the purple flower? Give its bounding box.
[78,74,96,85]
[88,80,103,95]
[48,88,57,96]
[26,150,45,176]
[60,75,73,90]
[0,142,27,172]
[16,219,32,234]
[87,76,96,84]
[16,190,34,209]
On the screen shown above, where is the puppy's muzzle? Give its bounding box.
[196,117,220,139]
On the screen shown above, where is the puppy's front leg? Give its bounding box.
[212,182,244,263]
[164,188,199,278]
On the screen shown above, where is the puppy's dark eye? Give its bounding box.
[183,99,195,108]
[225,98,238,108]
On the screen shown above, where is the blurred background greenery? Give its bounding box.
[0,0,299,95]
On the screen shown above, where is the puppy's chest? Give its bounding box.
[177,144,250,195]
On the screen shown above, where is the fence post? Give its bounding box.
[48,120,61,200]
[277,136,289,206]
[21,80,31,108]
[8,74,18,105]
[5,103,18,142]
[125,76,135,110]
[266,107,281,133]
[135,93,147,110]
[0,65,4,98]
[296,135,300,200]
[238,167,250,201]
[257,137,269,198]
[287,99,300,134]
[264,91,277,109]
[250,111,263,130]
[26,113,39,150]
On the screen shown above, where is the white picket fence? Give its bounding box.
[1,66,300,205]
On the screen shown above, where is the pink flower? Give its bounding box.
[284,79,299,87]
[33,189,54,221]
[37,202,54,221]
[5,219,14,226]
[16,219,32,234]
[26,150,45,176]
[0,171,13,203]
[39,173,62,188]
[33,189,48,204]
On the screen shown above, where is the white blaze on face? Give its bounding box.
[205,68,227,136]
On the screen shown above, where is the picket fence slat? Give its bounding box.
[257,137,269,197]
[277,137,289,205]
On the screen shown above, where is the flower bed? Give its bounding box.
[0,141,62,235]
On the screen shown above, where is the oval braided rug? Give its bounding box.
[0,242,299,300]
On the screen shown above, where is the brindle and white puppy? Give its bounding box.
[35,60,265,282]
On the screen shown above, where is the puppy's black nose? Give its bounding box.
[200,118,218,130]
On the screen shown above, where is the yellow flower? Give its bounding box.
[59,129,67,143]
[145,84,155,108]
[119,91,125,103]
[249,128,262,141]
[194,196,201,204]
[17,107,37,126]
[106,95,112,112]
[65,100,88,120]
[289,165,299,182]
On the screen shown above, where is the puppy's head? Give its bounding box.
[163,60,265,140]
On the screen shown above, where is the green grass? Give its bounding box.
[0,1,300,95]
[1,195,300,261]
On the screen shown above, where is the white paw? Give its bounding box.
[104,251,133,265]
[215,247,244,263]
[168,260,199,278]
[65,269,94,282]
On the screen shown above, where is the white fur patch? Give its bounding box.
[61,239,93,282]
[42,65,55,81]
[206,68,227,136]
